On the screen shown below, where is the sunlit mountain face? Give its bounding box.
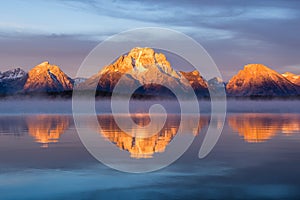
[179,70,209,96]
[229,114,300,143]
[26,115,71,148]
[96,114,209,159]
[226,64,300,97]
[79,47,209,98]
[282,72,300,86]
[24,61,73,93]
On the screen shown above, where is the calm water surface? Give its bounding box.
[0,113,300,199]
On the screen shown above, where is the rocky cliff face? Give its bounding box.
[24,61,73,93]
[226,64,299,96]
[179,70,209,97]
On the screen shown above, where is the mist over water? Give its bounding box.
[0,99,300,114]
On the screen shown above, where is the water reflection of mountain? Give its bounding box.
[97,115,208,159]
[26,115,71,148]
[2,113,299,151]
[229,114,300,143]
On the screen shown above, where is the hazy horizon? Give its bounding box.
[1,99,300,114]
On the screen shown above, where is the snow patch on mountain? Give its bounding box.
[0,68,27,81]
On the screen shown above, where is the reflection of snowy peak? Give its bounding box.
[0,68,28,95]
[226,64,299,96]
[80,47,209,97]
[24,61,73,93]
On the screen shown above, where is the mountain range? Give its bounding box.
[79,47,208,98]
[0,47,299,98]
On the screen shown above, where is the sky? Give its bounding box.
[0,0,299,81]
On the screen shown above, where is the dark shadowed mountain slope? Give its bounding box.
[0,68,27,95]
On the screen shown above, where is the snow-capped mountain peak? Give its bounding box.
[0,68,28,95]
[0,68,27,81]
[79,47,209,97]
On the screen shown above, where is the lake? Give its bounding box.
[0,100,300,199]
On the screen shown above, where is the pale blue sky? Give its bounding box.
[0,0,299,80]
